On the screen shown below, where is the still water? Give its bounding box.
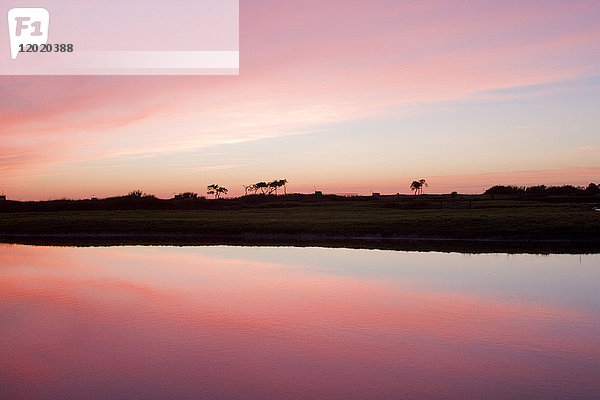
[1,244,599,399]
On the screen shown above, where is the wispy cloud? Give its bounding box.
[168,164,250,172]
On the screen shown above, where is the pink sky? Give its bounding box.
[1,0,599,199]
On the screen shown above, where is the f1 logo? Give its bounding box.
[8,8,49,60]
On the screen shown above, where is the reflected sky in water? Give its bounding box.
[1,244,599,399]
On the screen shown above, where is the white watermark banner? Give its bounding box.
[1,0,239,75]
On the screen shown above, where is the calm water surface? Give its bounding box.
[1,244,599,399]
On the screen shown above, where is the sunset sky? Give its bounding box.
[1,0,599,200]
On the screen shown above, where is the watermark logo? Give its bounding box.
[2,1,238,75]
[7,8,49,60]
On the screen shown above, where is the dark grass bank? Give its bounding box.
[1,195,599,246]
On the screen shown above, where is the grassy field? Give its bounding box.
[1,197,599,242]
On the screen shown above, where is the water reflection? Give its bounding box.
[1,244,599,399]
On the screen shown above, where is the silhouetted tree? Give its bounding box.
[245,179,288,196]
[254,181,268,195]
[245,184,258,195]
[271,179,288,195]
[410,181,422,195]
[418,179,428,195]
[267,180,281,195]
[266,181,276,195]
[585,182,600,195]
[483,184,599,197]
[207,184,228,199]
[410,179,427,195]
[484,185,526,196]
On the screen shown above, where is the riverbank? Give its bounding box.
[1,232,600,254]
[1,196,599,253]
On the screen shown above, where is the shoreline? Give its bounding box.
[2,232,599,254]
[2,198,599,253]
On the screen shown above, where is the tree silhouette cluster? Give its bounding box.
[244,179,288,196]
[485,183,600,197]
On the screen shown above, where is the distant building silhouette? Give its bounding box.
[314,190,323,195]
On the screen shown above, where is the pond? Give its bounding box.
[1,244,599,399]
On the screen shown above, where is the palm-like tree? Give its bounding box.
[418,179,428,195]
[410,180,422,195]
[410,179,428,195]
[277,179,288,195]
